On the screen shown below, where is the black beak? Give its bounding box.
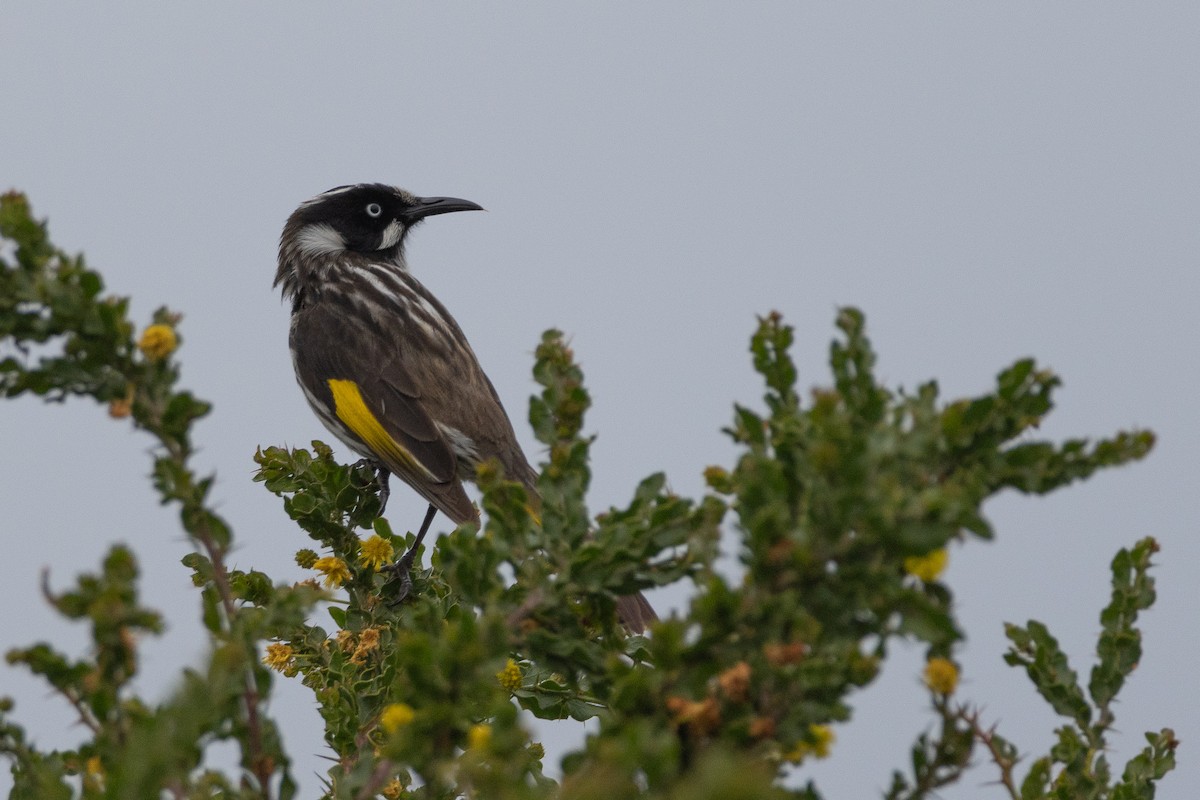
[404,196,484,222]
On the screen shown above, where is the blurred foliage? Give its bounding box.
[0,191,1177,798]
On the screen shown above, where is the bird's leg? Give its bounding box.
[375,465,391,514]
[385,503,438,603]
[351,458,391,515]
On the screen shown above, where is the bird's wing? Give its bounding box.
[290,301,477,524]
[375,286,539,492]
[397,343,540,491]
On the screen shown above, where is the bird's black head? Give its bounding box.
[284,183,483,256]
[276,183,482,301]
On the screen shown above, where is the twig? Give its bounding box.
[161,421,272,797]
[192,511,272,798]
[960,706,1020,800]
[39,569,102,736]
[355,757,397,800]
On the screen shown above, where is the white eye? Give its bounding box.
[365,202,383,218]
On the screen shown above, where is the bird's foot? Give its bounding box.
[382,504,438,606]
[383,545,420,604]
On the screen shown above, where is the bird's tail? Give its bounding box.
[514,461,658,633]
[616,590,658,634]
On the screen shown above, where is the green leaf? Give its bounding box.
[200,586,222,633]
[1089,538,1157,712]
[328,606,347,629]
[1020,756,1052,799]
[1004,621,1092,725]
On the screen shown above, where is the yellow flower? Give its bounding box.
[108,398,132,418]
[313,556,351,587]
[763,641,807,666]
[703,465,733,493]
[381,778,405,799]
[717,661,752,702]
[666,696,721,735]
[807,724,835,758]
[924,657,959,694]
[82,755,105,792]
[785,724,836,763]
[496,659,522,691]
[138,324,177,361]
[748,716,776,739]
[262,643,296,674]
[379,703,415,733]
[108,385,134,419]
[358,535,395,570]
[467,723,492,751]
[358,627,380,649]
[351,627,382,665]
[904,548,949,582]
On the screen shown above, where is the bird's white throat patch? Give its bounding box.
[295,223,346,256]
[378,220,404,250]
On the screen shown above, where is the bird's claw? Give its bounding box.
[383,504,437,607]
[384,546,419,606]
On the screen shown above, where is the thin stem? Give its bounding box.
[961,707,1020,800]
[192,518,272,797]
[354,758,397,800]
[38,570,102,736]
[152,404,273,799]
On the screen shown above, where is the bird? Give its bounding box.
[275,183,656,632]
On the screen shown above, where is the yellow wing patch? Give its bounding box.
[327,379,436,480]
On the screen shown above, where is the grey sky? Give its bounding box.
[2,5,1197,797]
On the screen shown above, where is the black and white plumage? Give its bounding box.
[275,183,655,631]
[277,184,533,524]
